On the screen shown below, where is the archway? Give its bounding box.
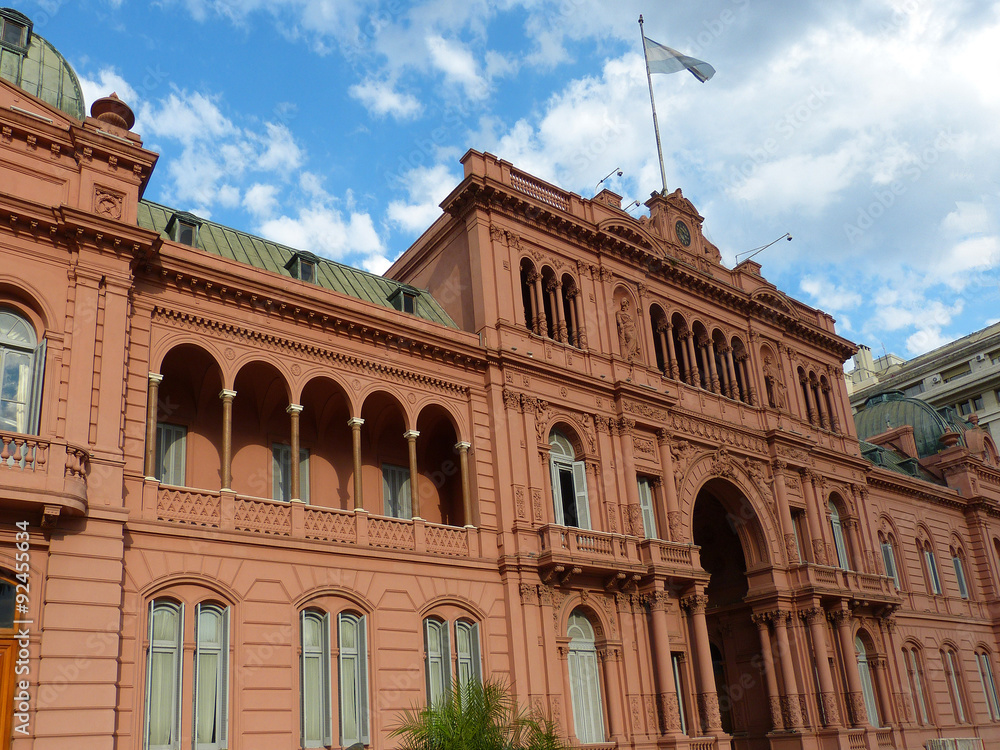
[692,478,771,747]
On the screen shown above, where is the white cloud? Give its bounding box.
[243,183,280,217]
[799,276,862,313]
[258,205,385,262]
[77,67,138,112]
[386,164,458,234]
[426,35,489,99]
[140,90,235,146]
[349,78,423,120]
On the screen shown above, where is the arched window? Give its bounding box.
[0,308,44,435]
[300,610,332,747]
[902,644,930,725]
[549,431,590,529]
[338,612,370,746]
[855,636,880,726]
[951,545,971,600]
[423,615,482,705]
[829,501,850,570]
[976,649,1000,721]
[567,610,604,744]
[455,619,483,688]
[879,533,901,590]
[922,540,943,595]
[194,603,230,750]
[145,600,184,750]
[942,646,967,723]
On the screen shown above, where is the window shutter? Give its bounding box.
[572,461,590,530]
[322,612,332,748]
[637,478,657,539]
[144,599,155,750]
[219,607,230,748]
[881,542,898,587]
[193,603,201,747]
[175,603,184,750]
[400,470,412,519]
[299,449,310,503]
[299,612,307,747]
[550,457,564,525]
[27,339,44,435]
[358,615,369,744]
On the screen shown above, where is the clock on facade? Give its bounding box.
[675,220,691,247]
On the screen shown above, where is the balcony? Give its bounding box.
[0,430,89,521]
[536,524,699,585]
[788,563,900,604]
[146,483,483,559]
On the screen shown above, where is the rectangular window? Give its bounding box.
[954,555,970,599]
[338,613,369,746]
[424,618,451,706]
[549,458,591,530]
[671,653,687,735]
[1,18,25,48]
[906,649,929,725]
[300,611,332,748]
[944,650,966,723]
[156,423,187,486]
[977,652,1000,721]
[881,541,901,589]
[637,476,657,539]
[455,620,482,689]
[194,604,230,750]
[272,443,310,502]
[791,511,806,563]
[925,550,942,595]
[382,463,411,519]
[831,516,850,570]
[145,601,184,750]
[974,395,985,411]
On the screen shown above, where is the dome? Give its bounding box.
[0,8,85,121]
[854,390,968,458]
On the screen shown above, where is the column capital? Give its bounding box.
[799,606,826,625]
[646,590,673,612]
[219,389,237,400]
[656,427,671,445]
[751,612,771,629]
[828,607,853,626]
[347,417,365,427]
[680,593,709,614]
[148,372,163,384]
[286,403,304,414]
[404,429,420,440]
[455,441,472,452]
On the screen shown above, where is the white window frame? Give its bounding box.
[455,620,482,689]
[671,653,687,735]
[953,553,970,599]
[0,309,44,436]
[145,600,184,750]
[905,648,929,725]
[854,636,881,727]
[977,652,1000,721]
[424,617,451,706]
[567,610,604,745]
[549,432,590,530]
[924,546,943,595]
[194,603,230,750]
[337,612,370,746]
[382,463,411,519]
[881,540,900,590]
[944,649,966,723]
[637,476,657,539]
[300,610,332,748]
[273,442,310,503]
[156,423,187,486]
[829,502,850,570]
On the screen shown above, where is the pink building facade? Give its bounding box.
[3,12,1000,750]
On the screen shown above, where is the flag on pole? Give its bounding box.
[642,36,716,82]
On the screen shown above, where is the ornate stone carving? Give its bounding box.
[94,187,124,220]
[820,692,840,726]
[519,583,538,604]
[656,427,671,446]
[616,297,640,361]
[647,591,672,612]
[616,416,636,436]
[515,486,526,518]
[784,533,800,562]
[632,435,655,456]
[698,692,723,732]
[623,400,669,422]
[538,586,555,607]
[680,593,709,614]
[593,414,613,434]
[671,440,697,475]
[848,692,868,726]
[531,489,542,522]
[502,388,521,411]
[768,696,784,731]
[709,447,735,478]
[606,503,618,533]
[659,692,681,732]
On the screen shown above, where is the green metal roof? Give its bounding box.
[858,440,942,484]
[137,200,457,328]
[0,10,84,121]
[854,390,968,459]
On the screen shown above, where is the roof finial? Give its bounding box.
[91,93,135,131]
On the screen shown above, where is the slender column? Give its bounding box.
[845,519,864,572]
[287,404,303,501]
[738,356,756,405]
[770,461,797,564]
[813,381,830,429]
[881,616,909,725]
[649,592,683,734]
[802,607,840,727]
[405,429,421,518]
[572,289,588,349]
[681,592,722,733]
[718,346,732,398]
[801,376,818,425]
[801,470,827,565]
[685,333,700,387]
[526,271,540,333]
[701,338,718,392]
[145,373,163,478]
[657,429,680,541]
[456,441,473,526]
[723,346,740,401]
[549,279,567,343]
[219,389,236,491]
[662,323,680,379]
[349,417,364,510]
[532,273,547,336]
[752,613,784,732]
[602,647,625,740]
[832,607,867,727]
[566,288,580,346]
[872,656,893,726]
[823,386,841,432]
[657,328,670,375]
[773,611,803,729]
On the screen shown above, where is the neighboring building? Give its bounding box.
[5,9,1000,750]
[848,323,1000,443]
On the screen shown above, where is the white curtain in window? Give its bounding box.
[338,613,369,746]
[567,611,604,744]
[146,600,183,750]
[195,604,229,749]
[455,620,482,688]
[976,653,1000,721]
[382,464,411,518]
[156,424,187,486]
[906,649,929,724]
[637,477,657,539]
[944,650,966,722]
[424,618,450,706]
[953,555,969,599]
[300,611,331,748]
[881,541,900,589]
[273,444,310,502]
[829,503,850,569]
[854,637,880,726]
[925,549,942,594]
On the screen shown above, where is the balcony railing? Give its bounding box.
[0,430,89,517]
[149,484,480,558]
[789,563,900,603]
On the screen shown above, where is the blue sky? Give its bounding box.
[21,0,1000,364]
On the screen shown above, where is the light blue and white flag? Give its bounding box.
[642,36,716,82]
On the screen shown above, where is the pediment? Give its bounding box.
[751,289,800,319]
[597,218,661,254]
[0,77,78,130]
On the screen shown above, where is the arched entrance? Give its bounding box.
[692,478,772,750]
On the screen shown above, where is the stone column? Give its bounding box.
[718,346,732,398]
[405,429,421,518]
[144,373,163,478]
[773,611,803,729]
[529,271,546,335]
[822,385,841,432]
[662,323,680,379]
[349,417,364,510]
[801,470,828,565]
[872,656,893,727]
[287,404,303,501]
[738,356,756,405]
[572,287,588,349]
[602,646,625,741]
[648,591,683,735]
[681,592,722,734]
[813,379,830,429]
[566,287,580,346]
[657,430,680,541]
[219,389,236,491]
[702,337,719,393]
[723,347,738,400]
[752,613,784,732]
[801,375,818,426]
[685,333,700,387]
[548,278,567,343]
[832,607,867,727]
[456,441,473,526]
[802,607,840,727]
[771,461,798,564]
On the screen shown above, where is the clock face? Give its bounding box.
[675,220,691,247]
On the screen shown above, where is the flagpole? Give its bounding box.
[639,14,668,194]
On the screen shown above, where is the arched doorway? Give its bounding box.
[692,478,772,749]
